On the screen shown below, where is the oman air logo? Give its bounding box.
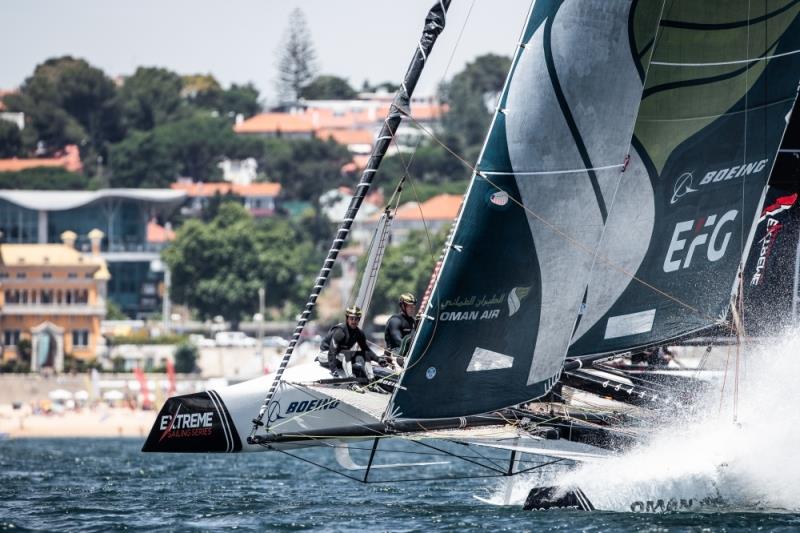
[670,172,697,205]
[507,286,531,317]
[663,210,738,272]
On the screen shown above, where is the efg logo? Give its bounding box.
[663,210,738,272]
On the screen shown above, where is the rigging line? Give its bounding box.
[637,95,798,122]
[650,47,800,67]
[482,164,623,176]
[399,109,718,323]
[408,438,508,473]
[273,448,366,483]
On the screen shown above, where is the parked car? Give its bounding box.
[214,331,256,347]
[262,336,289,348]
[189,334,216,347]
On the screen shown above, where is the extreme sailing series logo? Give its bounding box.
[750,193,798,286]
[158,405,215,441]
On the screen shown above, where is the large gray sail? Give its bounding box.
[568,0,800,356]
[388,0,664,420]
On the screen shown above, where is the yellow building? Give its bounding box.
[0,230,110,371]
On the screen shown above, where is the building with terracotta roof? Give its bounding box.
[0,188,185,317]
[0,230,110,371]
[234,95,447,172]
[171,181,282,218]
[355,193,463,246]
[0,144,83,173]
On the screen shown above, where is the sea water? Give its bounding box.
[2,438,799,531]
[4,336,800,530]
[491,329,800,518]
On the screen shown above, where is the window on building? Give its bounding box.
[3,330,20,346]
[5,289,19,303]
[68,272,78,279]
[16,272,25,279]
[0,272,8,279]
[75,290,89,304]
[72,330,89,347]
[84,272,93,279]
[41,290,53,304]
[43,272,52,279]
[20,290,28,304]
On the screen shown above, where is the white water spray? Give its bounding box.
[488,330,800,511]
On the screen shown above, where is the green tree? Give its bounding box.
[182,74,223,110]
[119,67,184,131]
[164,202,318,324]
[260,137,350,201]
[157,115,239,181]
[0,120,22,157]
[173,342,198,373]
[300,75,357,100]
[439,53,511,152]
[3,56,124,160]
[276,8,317,101]
[109,114,245,186]
[376,142,469,186]
[369,229,446,316]
[0,167,91,190]
[106,300,128,320]
[108,129,179,187]
[221,83,261,118]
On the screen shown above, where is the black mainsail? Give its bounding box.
[388,0,800,421]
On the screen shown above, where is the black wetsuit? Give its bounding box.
[384,312,415,354]
[320,323,376,372]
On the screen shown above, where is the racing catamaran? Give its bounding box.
[143,0,800,511]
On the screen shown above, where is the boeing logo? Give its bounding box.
[670,158,769,204]
[670,172,697,204]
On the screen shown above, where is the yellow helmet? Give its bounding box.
[399,293,417,305]
[345,305,363,318]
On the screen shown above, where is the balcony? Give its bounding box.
[1,303,106,316]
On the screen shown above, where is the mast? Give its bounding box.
[248,0,452,441]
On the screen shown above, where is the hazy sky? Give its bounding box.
[2,1,532,103]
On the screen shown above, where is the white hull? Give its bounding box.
[142,362,391,453]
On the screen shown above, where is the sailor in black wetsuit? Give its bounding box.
[319,306,379,379]
[383,293,417,367]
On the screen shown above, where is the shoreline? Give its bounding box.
[0,404,156,438]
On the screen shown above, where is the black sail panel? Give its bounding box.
[389,0,663,420]
[569,0,800,356]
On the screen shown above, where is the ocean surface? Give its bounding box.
[2,437,800,532]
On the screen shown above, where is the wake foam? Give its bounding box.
[486,330,800,511]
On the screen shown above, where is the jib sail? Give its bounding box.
[567,0,800,356]
[388,0,664,420]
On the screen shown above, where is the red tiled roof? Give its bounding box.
[147,221,175,243]
[0,145,82,173]
[317,128,374,146]
[170,181,281,197]
[387,194,463,222]
[234,113,315,134]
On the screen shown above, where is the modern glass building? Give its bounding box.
[0,189,185,317]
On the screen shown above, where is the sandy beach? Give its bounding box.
[0,404,157,438]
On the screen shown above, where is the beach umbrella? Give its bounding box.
[102,390,124,401]
[48,389,73,401]
[74,390,90,401]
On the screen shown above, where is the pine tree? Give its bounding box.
[276,8,318,102]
